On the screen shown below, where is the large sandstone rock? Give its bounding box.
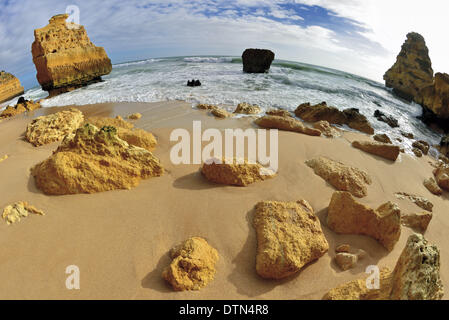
[0,99,41,119]
[294,102,374,134]
[253,200,329,279]
[2,201,45,225]
[31,124,164,195]
[352,140,400,161]
[31,14,112,96]
[254,115,321,136]
[417,73,449,119]
[162,237,219,291]
[384,32,434,101]
[87,116,157,152]
[305,157,372,198]
[242,49,275,73]
[327,192,401,251]
[0,71,24,103]
[201,158,275,187]
[25,108,84,146]
[324,234,444,300]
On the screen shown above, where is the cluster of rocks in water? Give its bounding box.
[187,79,201,87]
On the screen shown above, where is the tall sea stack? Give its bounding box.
[384,32,433,102]
[0,71,24,103]
[31,14,112,97]
[242,49,275,73]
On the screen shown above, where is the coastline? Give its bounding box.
[0,101,447,299]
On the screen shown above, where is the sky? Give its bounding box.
[0,0,448,89]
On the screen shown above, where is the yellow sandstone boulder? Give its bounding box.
[234,102,262,115]
[0,99,41,119]
[0,71,24,103]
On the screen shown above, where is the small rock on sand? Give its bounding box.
[373,134,392,144]
[128,113,142,120]
[162,237,219,291]
[0,155,7,163]
[423,177,443,195]
[2,201,45,225]
[352,140,400,161]
[253,200,329,279]
[211,107,233,118]
[433,163,449,190]
[255,115,321,136]
[401,212,433,232]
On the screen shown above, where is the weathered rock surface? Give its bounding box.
[390,234,443,300]
[253,200,329,279]
[401,131,414,139]
[87,116,157,151]
[335,253,358,271]
[0,99,41,119]
[413,148,423,157]
[254,115,321,136]
[417,73,449,119]
[234,102,261,115]
[162,237,219,291]
[412,140,430,155]
[2,201,45,225]
[197,103,218,111]
[313,120,340,138]
[395,192,433,212]
[32,14,112,96]
[325,234,444,300]
[433,163,449,190]
[423,177,443,195]
[32,124,164,195]
[327,192,401,251]
[25,108,84,146]
[128,113,142,120]
[211,107,233,119]
[374,110,399,128]
[201,158,275,187]
[295,102,374,134]
[401,212,433,231]
[352,140,400,161]
[384,32,434,102]
[266,109,292,117]
[305,157,372,198]
[242,49,275,73]
[0,71,24,103]
[373,134,392,144]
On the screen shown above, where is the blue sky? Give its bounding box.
[1,0,448,89]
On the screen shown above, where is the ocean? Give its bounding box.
[1,56,442,152]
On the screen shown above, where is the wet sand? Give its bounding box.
[0,101,447,299]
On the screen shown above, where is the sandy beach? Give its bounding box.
[0,101,446,300]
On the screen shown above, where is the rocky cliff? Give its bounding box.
[31,14,112,96]
[384,32,434,101]
[0,71,24,103]
[417,73,449,120]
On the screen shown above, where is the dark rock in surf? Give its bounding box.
[374,110,399,128]
[242,49,275,73]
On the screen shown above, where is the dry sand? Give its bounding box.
[0,101,447,299]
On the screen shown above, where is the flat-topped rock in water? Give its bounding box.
[295,102,374,134]
[352,140,400,161]
[253,200,329,279]
[201,158,275,187]
[25,108,84,146]
[242,49,275,73]
[234,102,261,115]
[305,157,372,198]
[32,14,112,96]
[32,124,164,195]
[384,32,434,101]
[87,116,157,151]
[417,73,449,120]
[0,71,24,103]
[2,201,45,225]
[327,192,401,251]
[423,177,443,195]
[401,212,433,232]
[254,115,321,136]
[162,237,219,291]
[0,99,41,119]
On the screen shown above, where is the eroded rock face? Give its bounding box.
[242,49,275,73]
[384,32,434,102]
[412,140,430,155]
[31,14,112,96]
[25,108,84,146]
[417,73,449,119]
[0,99,41,119]
[433,163,449,190]
[234,102,261,115]
[305,157,372,198]
[313,120,340,138]
[327,192,401,251]
[201,158,275,186]
[390,234,443,300]
[254,115,321,136]
[423,177,443,195]
[253,200,329,279]
[162,237,219,291]
[401,212,433,232]
[0,71,24,103]
[352,141,400,161]
[294,102,374,134]
[87,116,157,152]
[2,202,45,225]
[32,124,164,195]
